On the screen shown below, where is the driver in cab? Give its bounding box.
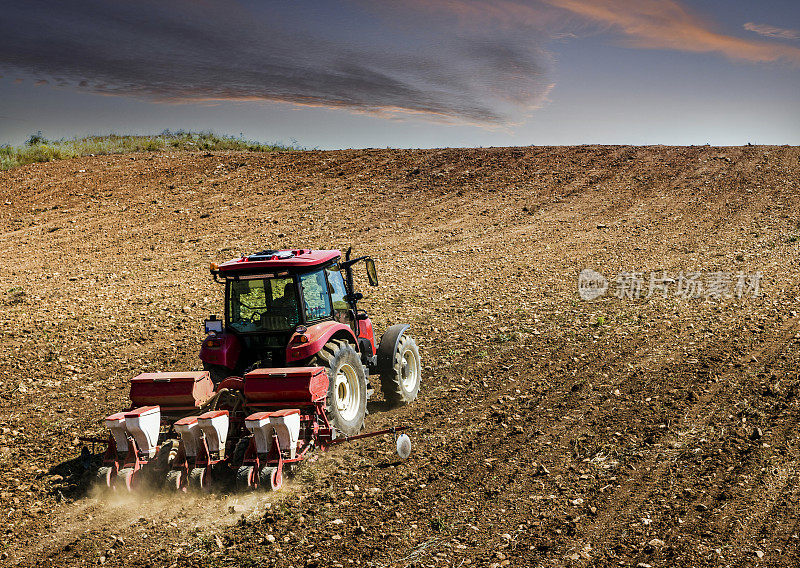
[274,282,297,309]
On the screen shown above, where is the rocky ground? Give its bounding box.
[1,145,799,567]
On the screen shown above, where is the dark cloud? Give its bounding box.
[0,1,553,124]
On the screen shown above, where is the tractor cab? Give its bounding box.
[201,249,379,377]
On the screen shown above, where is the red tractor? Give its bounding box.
[199,248,421,437]
[93,248,420,492]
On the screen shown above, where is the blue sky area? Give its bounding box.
[0,0,798,148]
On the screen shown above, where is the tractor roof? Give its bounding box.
[217,249,340,273]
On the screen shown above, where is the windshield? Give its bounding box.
[226,276,300,332]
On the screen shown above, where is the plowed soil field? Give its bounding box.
[1,145,800,567]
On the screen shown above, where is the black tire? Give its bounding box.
[380,334,421,407]
[203,363,230,385]
[116,467,135,492]
[189,467,207,491]
[260,466,282,491]
[165,469,184,492]
[236,466,255,491]
[95,465,115,490]
[312,340,367,437]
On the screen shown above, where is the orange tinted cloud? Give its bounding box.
[542,0,800,65]
[744,22,800,41]
[396,0,800,65]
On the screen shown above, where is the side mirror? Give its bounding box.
[365,258,378,287]
[204,316,223,334]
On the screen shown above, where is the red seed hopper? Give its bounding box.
[130,371,215,409]
[244,367,329,402]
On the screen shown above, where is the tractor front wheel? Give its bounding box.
[380,333,421,407]
[313,340,367,437]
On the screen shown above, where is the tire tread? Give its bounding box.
[379,334,421,407]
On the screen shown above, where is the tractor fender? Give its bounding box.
[376,324,411,373]
[357,317,376,356]
[286,321,358,364]
[199,332,241,370]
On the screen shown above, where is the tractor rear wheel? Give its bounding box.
[380,334,421,407]
[312,340,367,437]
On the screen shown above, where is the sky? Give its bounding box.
[0,0,798,148]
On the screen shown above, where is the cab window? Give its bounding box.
[227,276,299,332]
[326,266,348,310]
[326,266,353,326]
[300,269,332,321]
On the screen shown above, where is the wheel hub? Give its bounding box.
[400,349,418,392]
[334,363,360,422]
